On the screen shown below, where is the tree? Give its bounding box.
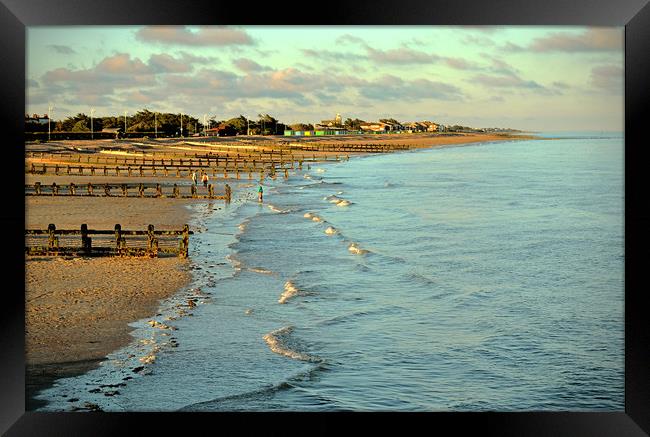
[290,123,314,131]
[344,118,365,130]
[71,120,90,132]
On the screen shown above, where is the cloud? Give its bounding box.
[469,73,559,95]
[358,74,464,101]
[365,46,440,64]
[504,28,622,53]
[461,35,495,47]
[444,57,481,70]
[336,34,366,45]
[590,65,623,92]
[135,26,254,46]
[148,52,214,73]
[301,49,361,62]
[232,58,272,72]
[47,44,76,55]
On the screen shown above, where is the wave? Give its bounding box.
[248,267,276,275]
[303,212,314,219]
[348,242,369,255]
[311,216,323,222]
[324,226,338,236]
[267,204,292,214]
[262,326,320,362]
[278,281,300,304]
[336,200,351,207]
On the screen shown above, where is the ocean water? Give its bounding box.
[34,133,624,411]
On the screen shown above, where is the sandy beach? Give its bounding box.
[25,193,194,409]
[24,131,534,409]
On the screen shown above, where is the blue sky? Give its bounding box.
[26,26,624,131]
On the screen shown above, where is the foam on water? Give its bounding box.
[278,281,300,304]
[263,326,318,362]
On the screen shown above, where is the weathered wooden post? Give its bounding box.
[173,184,180,198]
[139,183,145,197]
[114,224,123,255]
[164,166,168,177]
[236,168,240,179]
[225,183,231,204]
[30,163,36,174]
[284,168,289,179]
[104,184,111,196]
[179,224,190,258]
[208,184,214,198]
[66,165,71,175]
[34,182,41,195]
[121,184,128,197]
[156,183,162,198]
[223,168,228,179]
[152,166,157,176]
[87,182,93,196]
[191,184,197,198]
[298,160,303,170]
[116,166,121,176]
[54,165,59,175]
[78,166,83,174]
[69,182,76,196]
[147,224,158,257]
[91,166,95,175]
[139,165,144,177]
[52,182,58,196]
[128,167,133,177]
[103,166,108,176]
[47,223,58,252]
[176,168,180,178]
[248,168,253,180]
[81,223,91,254]
[42,164,47,174]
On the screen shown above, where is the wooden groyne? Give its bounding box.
[25,223,194,258]
[25,182,232,202]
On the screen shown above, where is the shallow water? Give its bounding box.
[35,133,624,411]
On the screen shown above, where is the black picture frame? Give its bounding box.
[1,0,648,435]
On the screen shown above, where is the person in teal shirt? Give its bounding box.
[258,185,263,202]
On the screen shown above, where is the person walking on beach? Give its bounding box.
[201,172,209,188]
[258,184,264,203]
[191,170,197,185]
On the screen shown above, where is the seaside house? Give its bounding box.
[359,121,391,133]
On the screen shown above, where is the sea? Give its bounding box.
[34,132,624,412]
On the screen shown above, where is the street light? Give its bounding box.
[90,108,95,140]
[180,112,183,137]
[47,103,54,142]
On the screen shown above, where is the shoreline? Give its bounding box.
[23,132,533,410]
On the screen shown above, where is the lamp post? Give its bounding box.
[124,111,127,138]
[47,103,54,142]
[180,112,183,137]
[90,108,95,140]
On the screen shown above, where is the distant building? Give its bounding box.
[319,113,343,128]
[359,121,391,132]
[206,123,236,136]
[25,113,49,125]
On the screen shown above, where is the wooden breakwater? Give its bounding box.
[25,224,194,258]
[25,182,232,202]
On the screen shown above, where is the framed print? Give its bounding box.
[1,0,649,435]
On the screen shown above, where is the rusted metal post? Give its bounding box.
[81,223,91,254]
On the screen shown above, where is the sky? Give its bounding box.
[26,26,624,131]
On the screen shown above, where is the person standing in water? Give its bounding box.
[191,170,197,185]
[258,184,263,203]
[201,172,209,188]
